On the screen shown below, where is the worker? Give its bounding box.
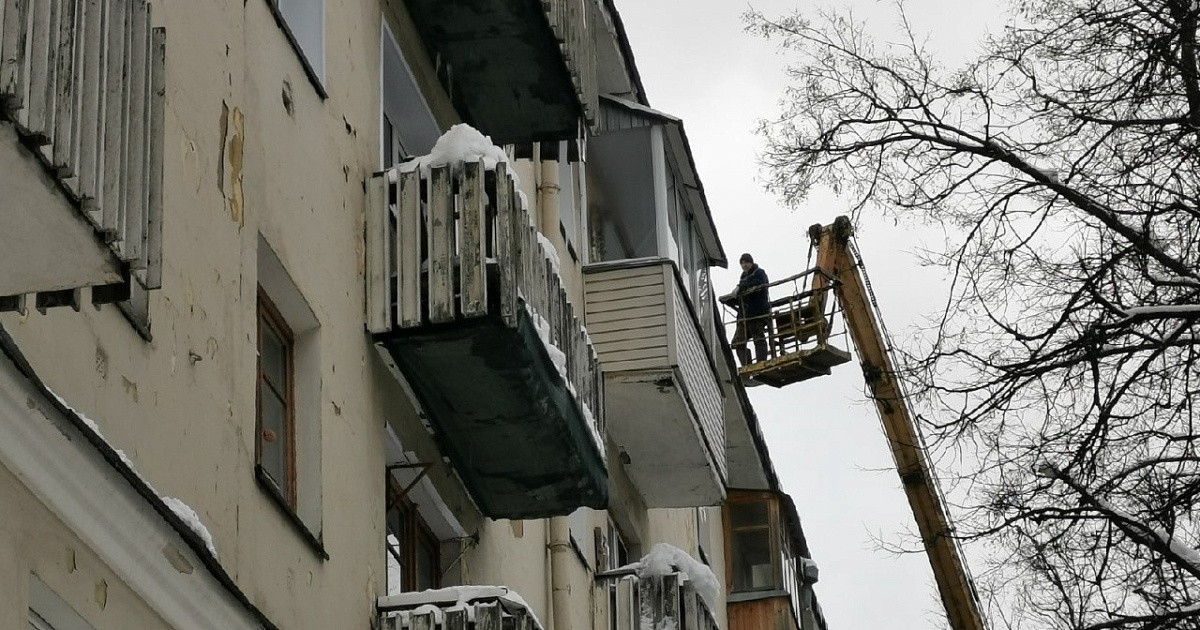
[731,253,770,366]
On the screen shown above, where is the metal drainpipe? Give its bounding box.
[549,516,573,630]
[538,155,561,235]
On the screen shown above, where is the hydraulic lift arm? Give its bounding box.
[812,216,986,630]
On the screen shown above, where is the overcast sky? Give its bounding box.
[614,1,1006,627]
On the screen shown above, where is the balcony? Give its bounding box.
[366,156,607,520]
[609,572,720,630]
[399,0,597,144]
[725,491,823,630]
[0,0,164,310]
[378,587,544,630]
[583,259,726,508]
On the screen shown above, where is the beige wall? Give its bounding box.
[0,0,737,627]
[0,463,171,630]
[0,0,404,625]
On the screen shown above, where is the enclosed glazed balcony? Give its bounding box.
[0,0,164,311]
[584,259,726,507]
[400,0,598,144]
[365,144,607,519]
[725,491,826,630]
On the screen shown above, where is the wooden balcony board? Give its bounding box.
[368,159,606,518]
[1,0,164,299]
[51,0,77,173]
[458,160,486,318]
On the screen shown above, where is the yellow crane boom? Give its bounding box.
[811,216,986,630]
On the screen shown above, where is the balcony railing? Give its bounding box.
[545,0,598,126]
[378,587,544,630]
[610,573,720,630]
[366,157,607,518]
[0,0,165,304]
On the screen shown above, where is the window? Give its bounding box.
[386,480,441,594]
[381,21,440,167]
[607,521,633,630]
[727,495,780,592]
[256,236,324,553]
[257,288,296,504]
[588,127,660,262]
[558,140,586,260]
[276,0,324,82]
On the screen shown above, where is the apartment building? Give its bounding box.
[0,0,826,628]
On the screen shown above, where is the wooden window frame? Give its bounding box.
[256,286,297,507]
[385,479,441,593]
[724,490,783,594]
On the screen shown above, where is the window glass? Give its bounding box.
[382,24,440,163]
[278,0,324,80]
[257,292,294,504]
[386,484,441,595]
[262,325,287,390]
[416,534,438,590]
[731,529,775,591]
[730,500,769,528]
[588,127,660,261]
[729,496,781,593]
[259,392,288,490]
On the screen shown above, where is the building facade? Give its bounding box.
[0,0,826,628]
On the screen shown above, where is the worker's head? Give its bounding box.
[739,253,754,271]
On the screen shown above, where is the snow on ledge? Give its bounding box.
[161,496,219,559]
[397,124,511,175]
[378,586,543,628]
[47,387,220,561]
[634,543,721,612]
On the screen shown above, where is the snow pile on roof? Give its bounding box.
[378,585,543,629]
[45,388,225,568]
[635,543,721,611]
[161,497,218,559]
[399,124,510,174]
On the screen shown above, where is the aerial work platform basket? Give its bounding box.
[721,268,852,388]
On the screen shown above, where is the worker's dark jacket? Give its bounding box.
[736,264,770,317]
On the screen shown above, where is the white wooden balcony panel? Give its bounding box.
[0,0,165,301]
[584,259,728,508]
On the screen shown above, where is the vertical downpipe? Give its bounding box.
[538,151,561,238]
[549,516,573,630]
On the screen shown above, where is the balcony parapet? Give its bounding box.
[378,586,544,630]
[366,141,607,518]
[544,0,599,126]
[0,0,165,304]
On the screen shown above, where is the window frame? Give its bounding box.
[385,479,441,593]
[725,491,783,594]
[256,286,298,507]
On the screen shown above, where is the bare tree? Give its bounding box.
[748,1,1200,628]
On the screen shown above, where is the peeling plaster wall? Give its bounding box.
[0,462,171,630]
[0,0,417,626]
[0,0,731,628]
